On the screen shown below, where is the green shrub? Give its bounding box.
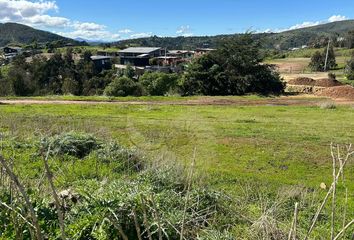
[140,72,179,96]
[42,132,100,158]
[104,76,143,96]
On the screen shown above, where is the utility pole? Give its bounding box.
[324,39,331,71]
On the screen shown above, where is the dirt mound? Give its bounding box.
[316,85,354,100]
[314,78,343,87]
[288,77,315,86]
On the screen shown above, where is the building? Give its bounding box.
[2,47,23,54]
[90,56,113,72]
[194,48,216,57]
[118,47,164,66]
[1,47,23,61]
[167,50,194,59]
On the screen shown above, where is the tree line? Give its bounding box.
[0,34,286,97]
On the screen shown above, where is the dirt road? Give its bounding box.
[0,96,353,106]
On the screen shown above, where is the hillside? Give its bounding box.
[114,20,354,50]
[0,22,81,47]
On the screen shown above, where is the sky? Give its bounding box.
[0,0,353,41]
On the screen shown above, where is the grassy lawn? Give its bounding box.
[0,101,353,191]
[0,98,353,238]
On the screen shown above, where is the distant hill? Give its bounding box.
[0,22,81,47]
[264,20,354,49]
[114,20,354,50]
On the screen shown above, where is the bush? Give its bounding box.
[104,76,143,97]
[328,72,336,80]
[140,72,179,96]
[95,142,143,172]
[319,102,337,109]
[345,54,354,80]
[42,132,101,158]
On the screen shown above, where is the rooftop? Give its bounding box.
[90,56,113,61]
[118,47,161,54]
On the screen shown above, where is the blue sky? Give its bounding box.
[0,0,353,41]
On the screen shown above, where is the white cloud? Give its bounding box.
[118,28,133,34]
[287,21,321,31]
[176,25,193,37]
[57,30,121,42]
[0,0,125,41]
[130,32,153,38]
[0,0,69,28]
[72,22,106,31]
[26,15,70,28]
[259,14,350,33]
[328,15,347,22]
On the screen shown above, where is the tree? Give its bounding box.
[181,34,284,96]
[308,46,337,71]
[345,53,354,80]
[62,77,79,95]
[140,72,179,96]
[346,31,354,49]
[325,45,337,70]
[104,76,143,97]
[309,51,324,71]
[0,69,13,96]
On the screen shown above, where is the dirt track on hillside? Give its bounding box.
[0,96,353,106]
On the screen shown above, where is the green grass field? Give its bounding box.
[1,101,353,190]
[0,98,353,238]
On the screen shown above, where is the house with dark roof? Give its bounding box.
[1,47,23,61]
[118,47,165,66]
[90,56,113,72]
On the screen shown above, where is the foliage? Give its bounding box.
[104,76,143,97]
[0,134,230,239]
[180,34,285,96]
[309,46,337,71]
[140,72,179,96]
[345,53,354,80]
[0,49,114,96]
[42,132,101,158]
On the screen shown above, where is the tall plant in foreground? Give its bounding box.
[288,144,354,240]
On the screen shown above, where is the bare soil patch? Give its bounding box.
[316,85,354,100]
[288,77,315,86]
[288,77,343,87]
[1,95,352,106]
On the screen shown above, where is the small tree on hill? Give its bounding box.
[346,30,354,49]
[325,45,337,70]
[309,46,337,71]
[345,53,354,80]
[309,51,324,71]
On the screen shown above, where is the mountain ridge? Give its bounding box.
[0,22,81,47]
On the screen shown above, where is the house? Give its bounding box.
[194,48,216,57]
[90,56,113,72]
[1,47,23,61]
[155,56,181,66]
[167,50,194,59]
[96,51,118,57]
[2,47,23,54]
[118,47,165,66]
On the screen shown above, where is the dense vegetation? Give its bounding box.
[180,35,284,96]
[0,23,81,47]
[0,34,285,97]
[0,50,115,96]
